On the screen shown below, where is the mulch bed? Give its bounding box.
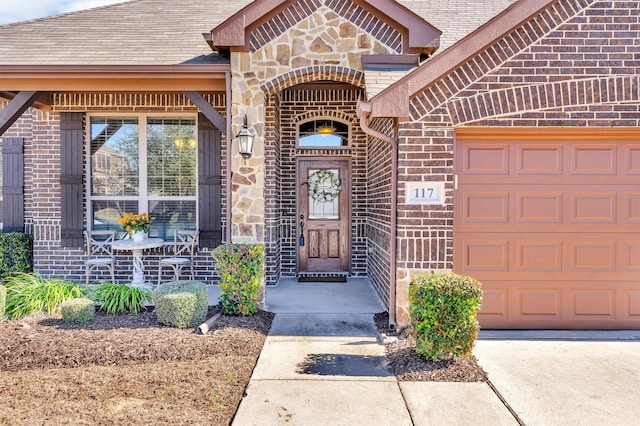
[374,312,488,382]
[0,307,274,425]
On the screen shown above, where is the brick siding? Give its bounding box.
[1,93,226,284]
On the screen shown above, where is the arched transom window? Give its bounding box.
[298,119,349,148]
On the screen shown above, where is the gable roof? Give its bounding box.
[369,0,556,119]
[206,0,441,54]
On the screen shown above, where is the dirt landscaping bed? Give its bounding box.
[0,307,274,425]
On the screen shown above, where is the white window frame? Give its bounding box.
[86,113,199,234]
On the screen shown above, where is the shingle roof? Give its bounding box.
[0,0,252,65]
[0,0,517,66]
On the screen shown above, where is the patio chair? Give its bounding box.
[84,230,116,285]
[157,230,199,285]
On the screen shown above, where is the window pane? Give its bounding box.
[308,168,340,219]
[147,117,197,197]
[299,120,348,147]
[91,200,138,234]
[148,200,197,240]
[90,117,139,196]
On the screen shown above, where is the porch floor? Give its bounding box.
[207,277,384,314]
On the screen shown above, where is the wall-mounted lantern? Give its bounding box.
[236,115,254,161]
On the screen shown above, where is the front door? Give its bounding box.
[297,158,350,273]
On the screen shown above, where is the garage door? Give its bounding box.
[454,129,640,329]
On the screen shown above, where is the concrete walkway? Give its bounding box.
[208,280,640,425]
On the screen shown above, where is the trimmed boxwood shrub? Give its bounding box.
[409,272,483,361]
[0,284,6,320]
[153,280,208,328]
[0,233,33,279]
[211,243,264,316]
[61,298,95,324]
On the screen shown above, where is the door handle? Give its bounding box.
[299,215,305,246]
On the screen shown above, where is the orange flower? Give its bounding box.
[117,212,153,235]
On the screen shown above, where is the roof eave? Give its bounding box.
[0,64,230,91]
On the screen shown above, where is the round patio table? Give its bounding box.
[111,238,164,288]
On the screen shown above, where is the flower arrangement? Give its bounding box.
[303,169,341,203]
[117,212,153,236]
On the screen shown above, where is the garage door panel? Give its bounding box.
[516,240,562,272]
[571,192,617,224]
[626,192,640,223]
[626,291,640,319]
[461,239,509,272]
[478,289,508,319]
[457,233,638,280]
[571,290,615,318]
[456,131,640,328]
[571,144,617,175]
[571,240,616,272]
[463,144,509,175]
[624,241,640,271]
[518,192,563,223]
[517,144,563,175]
[462,191,509,223]
[518,289,562,317]
[477,281,640,329]
[624,144,640,174]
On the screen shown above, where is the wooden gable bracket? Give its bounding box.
[0,91,42,136]
[183,91,227,134]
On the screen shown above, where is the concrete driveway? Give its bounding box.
[474,339,640,425]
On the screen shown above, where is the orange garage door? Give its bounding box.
[454,129,640,329]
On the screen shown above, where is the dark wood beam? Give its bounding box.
[0,91,42,136]
[183,91,226,134]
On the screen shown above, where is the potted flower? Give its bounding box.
[117,212,153,242]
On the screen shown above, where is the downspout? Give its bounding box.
[357,100,398,330]
[225,71,233,243]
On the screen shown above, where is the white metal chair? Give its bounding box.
[84,230,116,285]
[157,230,199,285]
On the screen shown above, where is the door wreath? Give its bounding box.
[303,169,341,202]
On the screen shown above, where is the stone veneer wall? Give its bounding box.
[230,3,403,288]
[1,93,226,284]
[229,3,399,249]
[392,0,640,325]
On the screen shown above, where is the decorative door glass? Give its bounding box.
[307,168,340,219]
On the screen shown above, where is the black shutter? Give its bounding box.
[60,112,84,248]
[197,113,223,248]
[2,137,24,233]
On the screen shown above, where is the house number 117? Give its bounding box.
[406,182,445,205]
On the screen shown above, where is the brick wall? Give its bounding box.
[391,0,640,324]
[1,93,227,284]
[264,85,368,283]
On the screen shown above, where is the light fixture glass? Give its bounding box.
[236,115,254,160]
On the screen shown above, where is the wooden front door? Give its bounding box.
[297,158,351,273]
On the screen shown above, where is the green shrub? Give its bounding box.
[61,298,95,324]
[0,284,6,320]
[211,243,264,316]
[0,233,33,279]
[153,280,208,328]
[93,283,152,315]
[409,272,483,361]
[4,273,84,320]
